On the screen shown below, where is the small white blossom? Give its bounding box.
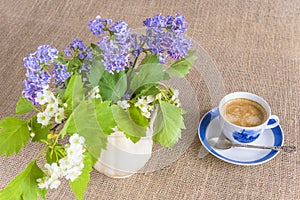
[35,91,51,105]
[134,96,154,119]
[37,177,49,189]
[156,93,162,100]
[45,103,59,117]
[55,108,65,124]
[89,86,101,99]
[142,111,151,118]
[146,95,154,103]
[171,90,181,107]
[49,179,61,189]
[30,132,35,138]
[117,100,130,110]
[37,112,51,126]
[66,166,83,182]
[69,133,85,145]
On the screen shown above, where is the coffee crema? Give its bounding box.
[222,98,268,127]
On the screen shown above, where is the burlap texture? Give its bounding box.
[0,0,299,199]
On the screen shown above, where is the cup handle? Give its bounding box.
[265,115,280,129]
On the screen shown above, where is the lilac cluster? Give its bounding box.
[23,45,58,104]
[64,39,92,60]
[96,20,136,73]
[143,14,187,34]
[88,16,112,37]
[64,39,93,73]
[142,14,192,63]
[52,63,71,84]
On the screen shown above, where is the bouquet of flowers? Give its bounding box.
[0,14,196,200]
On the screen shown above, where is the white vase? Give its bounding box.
[93,109,157,178]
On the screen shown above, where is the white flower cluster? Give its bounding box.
[117,100,130,110]
[36,88,66,126]
[37,134,86,190]
[88,86,101,99]
[134,95,154,118]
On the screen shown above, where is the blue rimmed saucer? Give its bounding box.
[198,107,284,166]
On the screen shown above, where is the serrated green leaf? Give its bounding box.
[30,117,51,142]
[153,101,186,148]
[94,100,116,135]
[59,113,77,138]
[63,75,86,116]
[124,134,140,143]
[98,71,127,102]
[0,117,30,156]
[165,50,197,78]
[15,95,36,115]
[130,63,164,93]
[111,105,147,142]
[69,152,96,200]
[128,105,149,127]
[133,84,161,98]
[86,59,105,87]
[0,161,47,200]
[73,100,107,160]
[140,54,159,65]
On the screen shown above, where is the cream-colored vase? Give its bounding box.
[94,110,156,178]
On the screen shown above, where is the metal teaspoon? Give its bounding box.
[207,137,296,153]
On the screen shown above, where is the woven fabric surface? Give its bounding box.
[0,0,299,199]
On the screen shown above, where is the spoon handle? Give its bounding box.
[233,144,297,153]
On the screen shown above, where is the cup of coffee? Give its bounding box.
[218,92,279,144]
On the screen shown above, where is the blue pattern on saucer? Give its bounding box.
[198,107,284,166]
[232,129,261,143]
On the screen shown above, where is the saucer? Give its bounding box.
[198,107,284,166]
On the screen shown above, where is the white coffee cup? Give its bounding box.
[219,92,279,144]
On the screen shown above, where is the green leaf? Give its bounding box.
[86,59,105,87]
[111,105,147,143]
[94,100,116,135]
[140,54,159,65]
[59,113,77,138]
[130,63,164,93]
[133,84,161,98]
[69,152,96,200]
[15,95,36,115]
[98,71,127,102]
[0,161,47,200]
[73,100,107,160]
[128,105,149,127]
[63,75,86,116]
[30,117,51,142]
[0,117,30,156]
[153,101,186,148]
[91,43,102,55]
[165,50,197,78]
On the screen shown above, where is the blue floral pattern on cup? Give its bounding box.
[232,129,261,143]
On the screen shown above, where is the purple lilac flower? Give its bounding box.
[70,39,86,51]
[22,45,58,104]
[97,20,136,73]
[142,14,191,63]
[172,14,187,34]
[88,16,112,37]
[35,45,58,64]
[98,37,129,73]
[52,63,71,84]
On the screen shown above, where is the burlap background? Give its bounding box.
[0,0,299,199]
